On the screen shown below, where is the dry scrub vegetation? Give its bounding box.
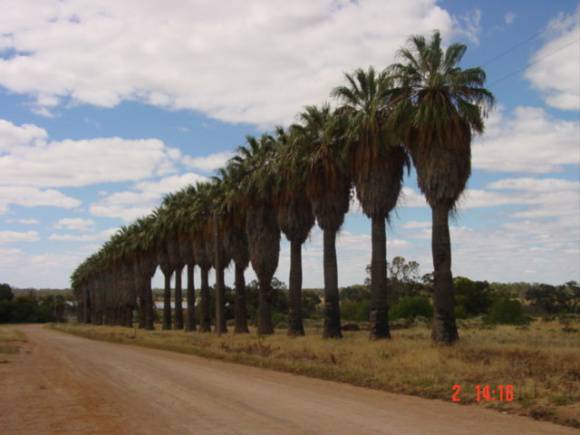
[51,319,580,428]
[0,326,26,356]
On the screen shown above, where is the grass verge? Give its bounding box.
[50,320,580,428]
[0,325,27,355]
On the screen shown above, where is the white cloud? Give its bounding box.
[0,186,81,214]
[0,134,177,188]
[402,220,431,229]
[48,228,116,242]
[183,151,235,172]
[525,7,580,110]
[0,118,47,152]
[5,218,39,225]
[473,106,580,173]
[54,218,95,232]
[0,230,39,243]
[453,9,482,45]
[504,12,515,25]
[0,247,89,288]
[90,172,207,222]
[398,187,428,208]
[0,0,465,127]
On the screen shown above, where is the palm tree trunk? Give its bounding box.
[234,262,249,333]
[137,282,146,328]
[288,239,305,336]
[185,264,196,331]
[323,229,342,338]
[431,203,459,344]
[163,271,172,330]
[83,288,91,323]
[144,277,155,330]
[199,267,211,332]
[258,279,274,335]
[369,216,390,339]
[125,306,133,327]
[214,266,227,335]
[213,217,227,335]
[174,265,184,329]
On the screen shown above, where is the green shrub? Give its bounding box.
[341,300,369,322]
[389,296,432,320]
[484,297,529,325]
[454,305,467,319]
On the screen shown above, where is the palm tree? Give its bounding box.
[134,215,158,330]
[161,192,192,330]
[332,67,408,339]
[173,185,198,331]
[208,178,230,335]
[218,164,250,333]
[232,135,281,335]
[152,207,174,330]
[293,105,351,339]
[272,126,315,336]
[389,31,494,344]
[190,182,215,333]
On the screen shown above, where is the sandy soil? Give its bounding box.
[0,325,576,435]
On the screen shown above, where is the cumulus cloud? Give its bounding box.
[525,7,580,110]
[0,0,464,126]
[401,220,431,229]
[54,218,95,232]
[0,230,39,244]
[5,218,39,225]
[0,186,81,214]
[399,177,580,282]
[0,246,90,288]
[0,118,47,152]
[183,151,235,172]
[90,172,207,222]
[453,9,482,45]
[48,228,116,242]
[473,106,580,173]
[0,118,180,188]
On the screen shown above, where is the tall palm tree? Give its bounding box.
[389,31,494,344]
[207,178,230,335]
[152,207,174,330]
[161,192,191,330]
[134,215,158,330]
[190,182,215,333]
[293,105,351,339]
[272,126,315,336]
[232,135,281,335]
[173,185,198,331]
[219,164,250,334]
[332,67,408,339]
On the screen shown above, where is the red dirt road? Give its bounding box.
[0,325,576,435]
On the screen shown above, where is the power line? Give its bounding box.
[481,29,545,67]
[489,37,580,86]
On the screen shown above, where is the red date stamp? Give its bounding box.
[452,384,515,403]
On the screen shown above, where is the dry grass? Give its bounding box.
[51,319,580,428]
[0,325,27,355]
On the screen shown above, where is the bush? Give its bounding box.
[454,305,467,319]
[341,300,369,322]
[454,276,492,317]
[484,297,529,325]
[389,296,432,320]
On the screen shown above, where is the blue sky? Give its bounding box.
[0,0,578,289]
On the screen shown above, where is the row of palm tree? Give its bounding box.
[71,32,494,344]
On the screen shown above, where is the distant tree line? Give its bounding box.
[0,283,69,323]
[338,257,579,326]
[1,259,577,326]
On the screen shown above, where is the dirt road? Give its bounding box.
[0,325,575,435]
